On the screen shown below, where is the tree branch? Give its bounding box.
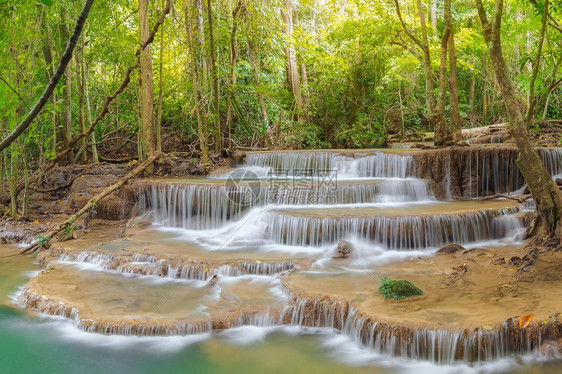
[0,0,94,153]
[392,0,423,50]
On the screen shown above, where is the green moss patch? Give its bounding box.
[378,277,423,300]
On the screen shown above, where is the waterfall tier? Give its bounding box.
[265,201,522,249]
[135,178,434,230]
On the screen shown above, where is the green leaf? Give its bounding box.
[40,0,53,6]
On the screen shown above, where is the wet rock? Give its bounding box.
[534,340,561,358]
[333,240,353,259]
[233,150,246,164]
[70,175,117,193]
[436,243,465,255]
[209,274,219,286]
[170,161,192,176]
[190,164,205,175]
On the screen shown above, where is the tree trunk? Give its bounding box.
[156,0,166,155]
[195,0,209,93]
[186,3,211,170]
[448,14,462,142]
[430,0,437,40]
[60,15,74,164]
[248,40,268,128]
[433,0,452,146]
[207,0,222,152]
[469,72,476,114]
[416,0,436,117]
[76,39,88,163]
[83,40,98,163]
[281,0,304,124]
[226,0,243,148]
[475,0,562,237]
[139,0,155,172]
[40,12,59,159]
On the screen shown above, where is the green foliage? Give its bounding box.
[334,114,384,148]
[378,277,423,300]
[0,0,560,178]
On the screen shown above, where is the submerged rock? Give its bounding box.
[436,243,465,255]
[333,240,354,259]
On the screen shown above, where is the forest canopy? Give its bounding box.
[0,0,561,184]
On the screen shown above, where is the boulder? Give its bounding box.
[233,150,246,164]
[436,243,465,255]
[333,240,353,259]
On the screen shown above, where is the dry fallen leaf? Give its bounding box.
[519,313,534,329]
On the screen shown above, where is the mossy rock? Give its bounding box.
[378,277,423,300]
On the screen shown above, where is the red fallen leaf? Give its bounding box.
[519,313,534,329]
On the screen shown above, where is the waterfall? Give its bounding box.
[135,179,434,229]
[245,151,416,178]
[45,249,297,280]
[264,207,522,249]
[540,148,562,177]
[278,294,560,364]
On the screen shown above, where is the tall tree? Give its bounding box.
[474,0,562,237]
[282,0,304,124]
[226,0,245,147]
[139,0,155,169]
[186,1,211,170]
[433,0,453,146]
[393,0,436,117]
[156,0,166,155]
[207,0,222,152]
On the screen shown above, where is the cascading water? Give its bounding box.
[243,151,416,178]
[263,207,522,249]
[18,147,562,370]
[135,178,434,229]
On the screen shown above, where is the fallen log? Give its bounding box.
[19,152,161,254]
[480,193,532,203]
[98,154,138,163]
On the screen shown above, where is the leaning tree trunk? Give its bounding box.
[475,0,562,237]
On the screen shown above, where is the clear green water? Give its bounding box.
[1,245,561,374]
